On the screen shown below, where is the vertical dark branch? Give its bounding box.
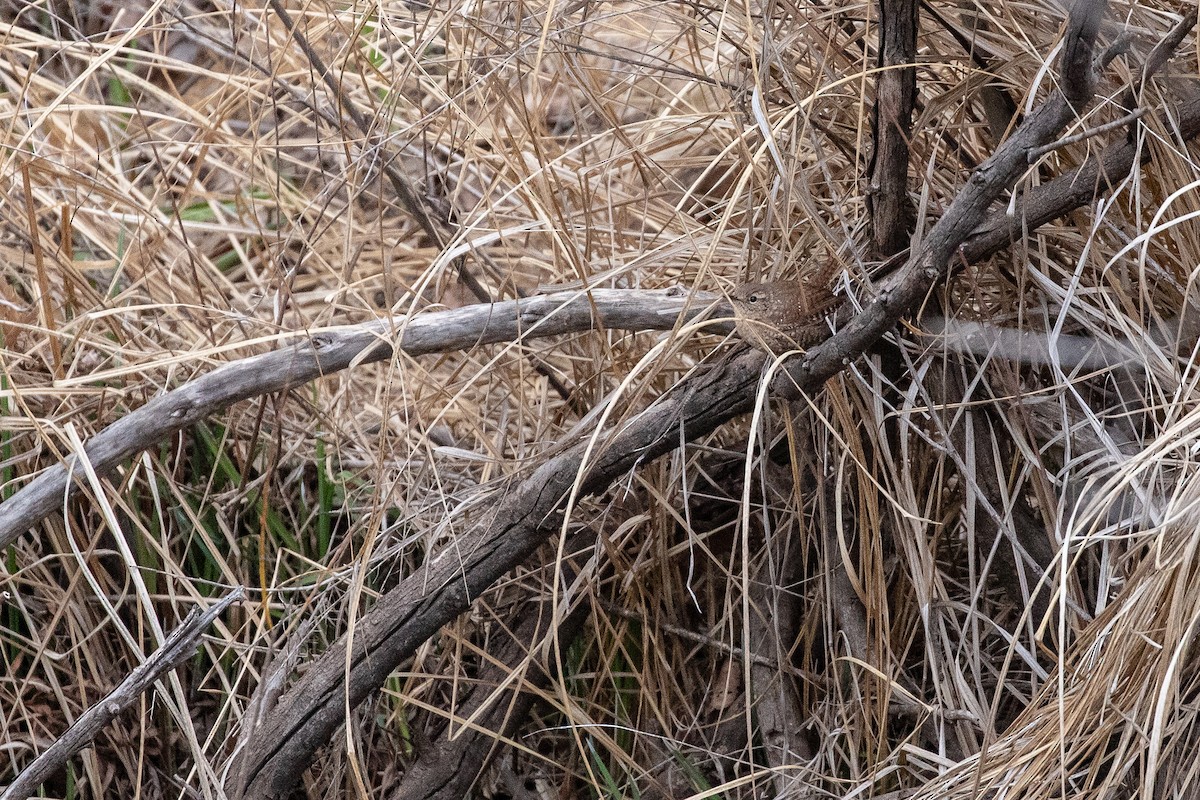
[868,0,919,258]
[1060,0,1106,107]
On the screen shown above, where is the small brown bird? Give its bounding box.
[730,278,841,354]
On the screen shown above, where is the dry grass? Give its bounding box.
[1,0,1200,798]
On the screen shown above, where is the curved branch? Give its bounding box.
[15,5,1198,795]
[966,92,1200,259]
[0,289,724,550]
[10,0,1178,557]
[17,65,1191,557]
[227,343,770,799]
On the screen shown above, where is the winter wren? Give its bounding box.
[730,279,841,354]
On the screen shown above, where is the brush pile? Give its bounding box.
[2,2,1200,799]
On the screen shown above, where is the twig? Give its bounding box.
[964,93,1200,260]
[1021,9,1196,165]
[923,317,1146,372]
[384,551,591,800]
[784,0,1109,399]
[598,600,815,680]
[15,67,1197,556]
[1117,7,1198,111]
[262,0,441,257]
[226,345,775,799]
[0,589,243,800]
[1026,108,1148,162]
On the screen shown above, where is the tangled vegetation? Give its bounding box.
[3,1,1200,799]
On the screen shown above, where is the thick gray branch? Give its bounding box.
[966,92,1200,260]
[228,345,769,799]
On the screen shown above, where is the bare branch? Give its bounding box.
[1117,7,1198,111]
[1027,108,1148,162]
[0,289,722,551]
[0,589,243,800]
[227,347,770,799]
[13,8,1200,796]
[384,579,589,800]
[263,0,579,406]
[789,0,1110,395]
[965,93,1200,260]
[868,0,919,257]
[16,81,1196,560]
[1060,0,1106,107]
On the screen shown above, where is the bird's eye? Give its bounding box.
[748,293,760,303]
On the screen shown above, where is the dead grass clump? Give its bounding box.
[2,1,1200,799]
